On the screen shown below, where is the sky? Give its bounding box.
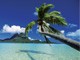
[0,0,79,42]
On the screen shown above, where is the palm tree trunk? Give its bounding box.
[39,25,51,43]
[40,32,80,51]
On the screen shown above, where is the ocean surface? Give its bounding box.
[0,43,79,60]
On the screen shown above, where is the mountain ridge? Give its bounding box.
[0,33,53,43]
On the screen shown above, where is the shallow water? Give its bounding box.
[0,43,79,60]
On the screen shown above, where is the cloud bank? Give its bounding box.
[66,29,80,37]
[66,29,80,40]
[60,30,65,34]
[28,37,34,40]
[2,24,25,34]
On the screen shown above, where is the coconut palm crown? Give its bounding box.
[25,3,67,43]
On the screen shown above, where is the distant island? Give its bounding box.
[0,33,54,43]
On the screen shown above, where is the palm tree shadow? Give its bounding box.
[27,52,35,60]
[20,50,54,55]
[19,50,54,60]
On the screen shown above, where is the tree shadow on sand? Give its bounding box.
[19,50,54,60]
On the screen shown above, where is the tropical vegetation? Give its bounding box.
[25,3,67,43]
[25,3,80,51]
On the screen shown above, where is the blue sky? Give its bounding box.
[0,0,79,42]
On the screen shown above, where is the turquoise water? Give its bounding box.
[0,43,79,60]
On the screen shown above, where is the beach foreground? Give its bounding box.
[0,43,79,60]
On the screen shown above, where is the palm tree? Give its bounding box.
[25,3,80,51]
[41,32,80,51]
[25,3,67,41]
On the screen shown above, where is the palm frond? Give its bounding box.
[36,7,39,12]
[53,16,67,26]
[36,3,53,19]
[44,12,67,26]
[43,22,61,34]
[25,21,36,37]
[43,4,53,13]
[49,11,61,16]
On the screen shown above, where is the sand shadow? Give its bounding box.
[19,50,54,60]
[20,50,54,55]
[26,52,35,60]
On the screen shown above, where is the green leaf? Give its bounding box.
[25,21,36,37]
[43,4,53,13]
[49,11,61,16]
[43,22,61,34]
[53,16,67,26]
[37,3,54,19]
[44,13,67,26]
[36,7,39,12]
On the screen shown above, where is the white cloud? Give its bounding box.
[2,24,25,34]
[39,40,42,41]
[46,36,50,38]
[28,37,34,40]
[68,23,77,28]
[60,30,65,34]
[34,12,38,16]
[66,29,80,37]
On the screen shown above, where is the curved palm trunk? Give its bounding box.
[38,24,52,43]
[41,25,51,43]
[40,32,80,51]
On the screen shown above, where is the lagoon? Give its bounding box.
[0,43,79,60]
